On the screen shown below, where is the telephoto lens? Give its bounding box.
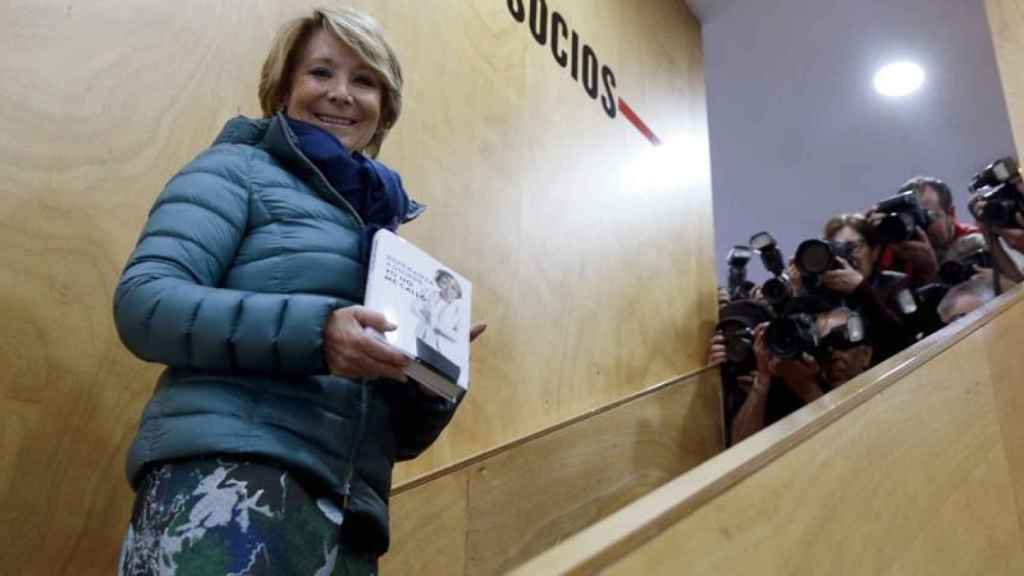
[795,240,835,275]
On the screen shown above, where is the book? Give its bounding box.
[363,229,472,402]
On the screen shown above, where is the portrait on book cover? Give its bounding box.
[412,268,465,369]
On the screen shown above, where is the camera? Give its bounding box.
[969,157,1019,192]
[905,283,950,338]
[716,300,775,375]
[795,239,854,275]
[939,248,992,286]
[750,231,793,306]
[726,245,753,300]
[872,191,933,244]
[792,239,855,296]
[969,157,1023,230]
[765,313,820,359]
[974,185,1024,230]
[766,305,866,360]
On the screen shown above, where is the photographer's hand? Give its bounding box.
[991,211,1024,252]
[707,331,727,366]
[992,227,1024,252]
[753,323,774,378]
[775,353,825,404]
[890,228,938,282]
[821,257,864,295]
[786,260,803,294]
[731,323,774,443]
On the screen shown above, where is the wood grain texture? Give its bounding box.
[380,470,470,576]
[383,369,722,576]
[984,297,1024,540]
[388,0,715,484]
[987,0,1024,153]
[0,0,711,573]
[515,290,1024,575]
[464,369,721,576]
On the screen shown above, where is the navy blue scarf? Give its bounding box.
[286,118,424,258]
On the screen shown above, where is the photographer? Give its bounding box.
[730,323,825,443]
[710,299,776,445]
[820,214,916,360]
[873,177,977,285]
[937,274,1000,324]
[729,301,875,443]
[905,176,979,261]
[968,161,1024,284]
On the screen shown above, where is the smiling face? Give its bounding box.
[284,28,383,153]
[438,275,460,303]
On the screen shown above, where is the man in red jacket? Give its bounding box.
[876,176,978,284]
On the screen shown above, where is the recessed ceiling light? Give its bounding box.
[874,62,926,97]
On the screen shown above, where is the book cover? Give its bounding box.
[364,229,472,401]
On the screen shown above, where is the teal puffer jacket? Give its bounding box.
[114,114,457,554]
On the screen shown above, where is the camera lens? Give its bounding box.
[765,317,802,358]
[762,277,791,304]
[796,240,833,275]
[725,332,753,364]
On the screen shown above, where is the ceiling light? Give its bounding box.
[874,62,926,97]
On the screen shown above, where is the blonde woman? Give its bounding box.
[115,7,482,574]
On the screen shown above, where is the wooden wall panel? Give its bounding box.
[384,369,723,576]
[983,299,1024,536]
[0,1,711,573]
[386,0,715,483]
[380,470,470,576]
[464,370,721,576]
[987,0,1024,153]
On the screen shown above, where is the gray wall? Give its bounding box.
[701,0,1017,281]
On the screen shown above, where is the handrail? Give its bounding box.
[393,364,719,494]
[511,284,1024,575]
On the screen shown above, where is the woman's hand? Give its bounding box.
[324,306,410,381]
[821,257,864,295]
[470,322,488,343]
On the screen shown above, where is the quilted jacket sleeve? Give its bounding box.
[385,383,460,462]
[113,147,342,374]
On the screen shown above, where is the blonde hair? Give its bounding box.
[259,6,403,157]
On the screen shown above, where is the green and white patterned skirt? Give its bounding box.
[118,456,377,576]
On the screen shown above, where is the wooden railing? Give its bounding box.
[382,367,724,575]
[514,286,1024,575]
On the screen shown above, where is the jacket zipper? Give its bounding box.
[340,383,371,509]
[278,116,371,509]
